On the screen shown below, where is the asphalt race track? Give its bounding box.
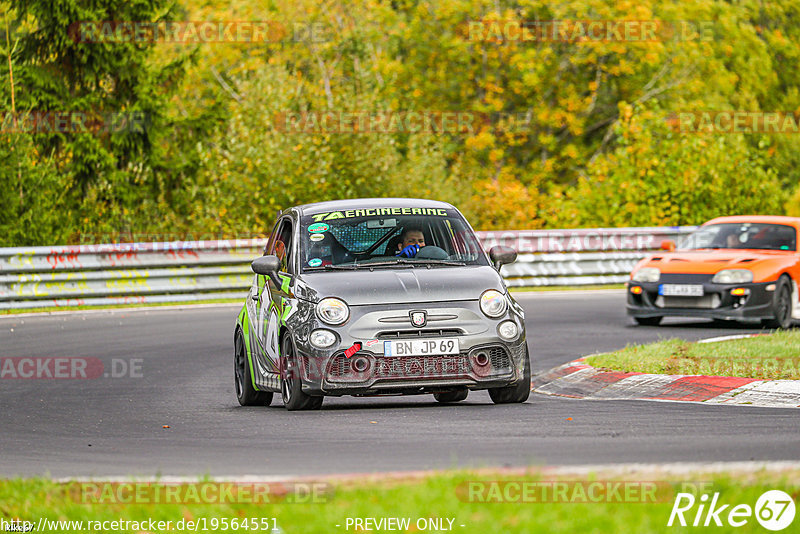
[1,291,797,478]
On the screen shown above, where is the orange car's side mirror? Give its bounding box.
[660,239,676,252]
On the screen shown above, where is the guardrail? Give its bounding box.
[480,226,696,287]
[0,227,695,309]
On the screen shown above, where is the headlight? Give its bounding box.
[632,267,660,283]
[480,289,508,318]
[712,269,753,284]
[309,329,337,348]
[316,298,349,325]
[498,321,519,340]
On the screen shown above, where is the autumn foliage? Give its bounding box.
[2,0,800,244]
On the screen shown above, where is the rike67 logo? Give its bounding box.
[668,490,795,530]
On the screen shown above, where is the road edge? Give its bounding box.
[532,357,800,409]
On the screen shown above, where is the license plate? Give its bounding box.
[658,284,704,297]
[383,338,459,357]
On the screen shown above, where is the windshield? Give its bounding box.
[679,223,797,251]
[299,207,489,271]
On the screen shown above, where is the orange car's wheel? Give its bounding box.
[765,276,793,330]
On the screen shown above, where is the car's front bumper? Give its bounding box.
[626,274,776,323]
[292,299,528,396]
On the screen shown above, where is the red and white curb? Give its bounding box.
[532,357,800,409]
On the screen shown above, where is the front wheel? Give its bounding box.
[280,336,323,411]
[234,330,273,406]
[488,348,531,404]
[764,277,793,330]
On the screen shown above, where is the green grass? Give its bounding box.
[0,299,240,315]
[585,330,800,380]
[510,284,625,292]
[1,470,797,533]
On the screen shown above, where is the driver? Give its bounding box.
[396,227,426,258]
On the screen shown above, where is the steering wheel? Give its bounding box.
[415,246,448,260]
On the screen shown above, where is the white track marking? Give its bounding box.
[51,461,800,483]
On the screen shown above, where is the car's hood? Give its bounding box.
[297,265,504,305]
[642,249,793,274]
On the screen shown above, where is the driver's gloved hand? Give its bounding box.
[396,244,420,258]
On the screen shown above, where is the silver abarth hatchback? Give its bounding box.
[233,198,530,410]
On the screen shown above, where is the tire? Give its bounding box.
[433,389,468,403]
[234,330,273,406]
[765,276,793,330]
[634,316,663,326]
[488,348,531,404]
[280,335,323,411]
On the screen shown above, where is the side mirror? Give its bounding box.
[660,239,676,252]
[489,245,517,270]
[251,255,287,292]
[251,255,280,275]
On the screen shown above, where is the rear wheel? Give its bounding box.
[234,330,273,406]
[433,389,468,403]
[634,316,662,326]
[280,336,323,411]
[765,276,793,330]
[489,348,531,404]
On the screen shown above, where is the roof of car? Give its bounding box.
[703,215,800,226]
[295,198,456,216]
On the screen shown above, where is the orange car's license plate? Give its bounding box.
[659,284,704,297]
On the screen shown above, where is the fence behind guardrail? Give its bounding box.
[0,227,695,309]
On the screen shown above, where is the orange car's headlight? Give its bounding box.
[632,267,660,283]
[712,269,753,284]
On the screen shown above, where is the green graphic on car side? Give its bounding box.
[279,274,291,293]
[240,304,261,391]
[281,299,293,324]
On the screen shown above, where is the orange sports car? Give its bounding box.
[627,216,800,327]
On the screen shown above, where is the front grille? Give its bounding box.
[377,329,464,340]
[374,354,472,379]
[656,295,721,309]
[487,346,512,370]
[328,355,352,377]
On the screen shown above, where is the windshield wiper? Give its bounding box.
[360,258,467,268]
[353,259,417,269]
[413,259,467,266]
[304,264,363,271]
[305,258,468,271]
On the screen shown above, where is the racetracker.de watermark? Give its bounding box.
[0,358,142,380]
[668,111,800,134]
[665,357,800,378]
[465,20,714,42]
[0,111,148,134]
[76,232,266,245]
[69,481,331,504]
[69,21,328,43]
[272,110,543,134]
[457,480,713,503]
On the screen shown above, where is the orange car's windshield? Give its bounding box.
[679,223,797,251]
